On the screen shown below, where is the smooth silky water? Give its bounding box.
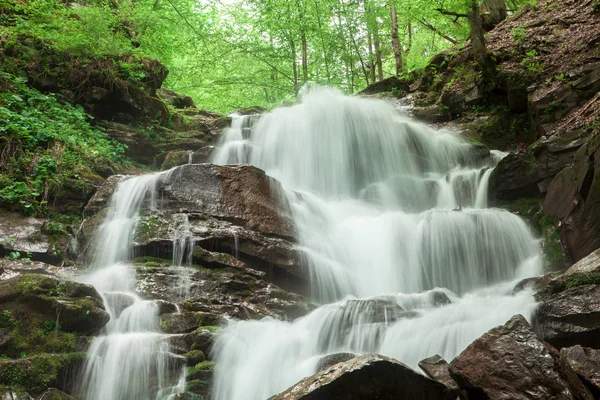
[211,87,542,400]
[75,170,192,400]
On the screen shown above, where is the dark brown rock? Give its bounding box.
[418,355,461,394]
[561,345,600,397]
[357,77,409,96]
[36,388,76,400]
[534,284,600,350]
[158,88,195,109]
[544,137,600,263]
[449,314,592,400]
[269,354,455,400]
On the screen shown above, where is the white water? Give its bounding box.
[77,170,189,400]
[211,87,542,400]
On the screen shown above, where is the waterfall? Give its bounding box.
[210,87,542,400]
[76,170,188,400]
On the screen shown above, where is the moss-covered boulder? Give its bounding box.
[0,274,108,358]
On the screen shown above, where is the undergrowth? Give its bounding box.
[0,72,127,215]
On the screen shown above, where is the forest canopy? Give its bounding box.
[1,0,536,113]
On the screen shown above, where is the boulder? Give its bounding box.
[561,346,600,396]
[418,355,461,394]
[449,314,592,400]
[534,282,600,349]
[269,354,455,400]
[0,274,109,345]
[544,137,600,262]
[82,164,308,294]
[489,131,589,204]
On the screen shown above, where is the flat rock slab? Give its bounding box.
[561,345,600,394]
[269,353,455,400]
[450,314,592,400]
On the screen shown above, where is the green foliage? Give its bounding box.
[545,101,564,115]
[520,49,544,73]
[0,72,126,215]
[593,1,600,13]
[511,26,527,44]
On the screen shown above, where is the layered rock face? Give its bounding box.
[81,163,307,294]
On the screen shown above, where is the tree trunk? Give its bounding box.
[484,0,507,27]
[389,0,403,76]
[301,30,308,83]
[374,29,383,81]
[291,37,298,88]
[468,0,487,69]
[368,33,375,84]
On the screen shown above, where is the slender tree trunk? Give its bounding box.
[291,37,298,88]
[468,0,487,69]
[407,21,413,52]
[368,33,375,83]
[314,0,331,83]
[301,30,308,83]
[389,0,403,76]
[374,30,383,81]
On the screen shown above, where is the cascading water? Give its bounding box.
[210,87,543,400]
[76,170,188,400]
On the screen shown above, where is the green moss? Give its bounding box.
[134,215,161,243]
[131,256,171,267]
[500,198,541,223]
[187,360,215,376]
[546,273,600,294]
[195,313,221,327]
[0,354,76,392]
[186,379,210,392]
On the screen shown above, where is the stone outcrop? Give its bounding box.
[561,345,600,396]
[269,354,455,400]
[418,355,462,396]
[449,314,592,400]
[543,136,600,262]
[81,164,307,294]
[534,280,600,350]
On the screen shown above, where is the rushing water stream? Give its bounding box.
[210,88,542,400]
[74,87,542,400]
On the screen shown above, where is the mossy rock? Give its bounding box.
[542,273,600,296]
[0,353,84,396]
[0,274,108,357]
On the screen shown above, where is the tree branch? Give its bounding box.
[435,8,468,18]
[418,19,458,44]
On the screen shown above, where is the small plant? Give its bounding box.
[593,0,600,13]
[555,73,565,81]
[511,26,527,44]
[545,101,563,115]
[520,49,544,73]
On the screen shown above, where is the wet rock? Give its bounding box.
[185,350,206,365]
[418,355,461,393]
[156,299,178,315]
[0,259,76,281]
[449,314,592,400]
[0,274,109,341]
[534,283,600,349]
[1,390,34,400]
[36,388,76,400]
[561,346,600,396]
[412,105,447,124]
[160,312,207,334]
[270,354,455,400]
[0,210,61,265]
[100,122,159,165]
[316,353,356,372]
[170,328,215,356]
[564,249,600,275]
[539,136,600,262]
[489,131,589,204]
[156,147,214,170]
[83,164,309,294]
